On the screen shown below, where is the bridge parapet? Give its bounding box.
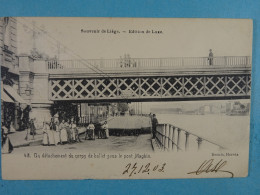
[46,56,251,75]
[155,123,224,152]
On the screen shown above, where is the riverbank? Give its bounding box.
[156,113,250,150]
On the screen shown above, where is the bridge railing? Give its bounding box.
[155,123,224,152]
[46,56,251,73]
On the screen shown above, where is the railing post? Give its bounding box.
[165,124,169,150]
[160,126,163,149]
[197,137,203,151]
[157,125,163,150]
[202,57,205,66]
[177,128,181,152]
[163,124,166,151]
[172,127,175,151]
[185,132,190,151]
[168,125,173,151]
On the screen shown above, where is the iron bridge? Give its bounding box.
[47,56,251,102]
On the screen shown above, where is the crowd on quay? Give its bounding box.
[1,116,110,153]
[42,117,109,146]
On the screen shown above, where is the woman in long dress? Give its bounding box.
[70,118,76,142]
[59,120,68,144]
[50,118,59,145]
[65,119,71,143]
[47,123,55,146]
[42,122,50,146]
[102,121,109,139]
[54,121,61,145]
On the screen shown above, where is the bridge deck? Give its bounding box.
[46,56,251,78]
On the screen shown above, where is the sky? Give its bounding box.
[16,17,253,60]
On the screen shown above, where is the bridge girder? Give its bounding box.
[49,74,251,102]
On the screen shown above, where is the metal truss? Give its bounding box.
[49,75,251,101]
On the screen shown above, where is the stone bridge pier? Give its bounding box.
[19,55,53,129]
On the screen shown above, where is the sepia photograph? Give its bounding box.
[1,17,252,180]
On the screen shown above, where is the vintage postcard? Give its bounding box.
[1,17,252,179]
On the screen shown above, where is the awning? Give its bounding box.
[1,90,14,102]
[3,84,28,104]
[1,82,14,102]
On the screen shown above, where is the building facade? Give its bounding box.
[0,17,24,131]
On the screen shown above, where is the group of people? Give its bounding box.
[42,118,110,146]
[42,117,81,146]
[85,121,109,140]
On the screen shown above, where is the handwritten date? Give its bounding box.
[123,162,166,177]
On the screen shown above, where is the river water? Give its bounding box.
[156,113,250,150]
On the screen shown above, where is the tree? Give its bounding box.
[117,103,129,113]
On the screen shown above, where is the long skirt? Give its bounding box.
[60,128,68,143]
[105,129,109,138]
[70,129,76,141]
[42,132,49,145]
[47,130,55,145]
[54,131,61,144]
[66,128,71,142]
[2,137,13,154]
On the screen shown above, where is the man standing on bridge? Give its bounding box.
[208,49,214,65]
[152,114,158,139]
